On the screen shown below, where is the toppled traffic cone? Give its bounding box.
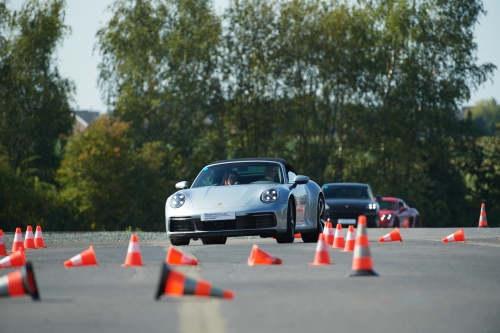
[11,228,24,253]
[341,225,356,252]
[442,228,466,243]
[122,234,144,267]
[247,245,282,266]
[403,220,409,228]
[0,262,40,300]
[379,228,402,242]
[0,230,7,256]
[332,223,345,249]
[155,263,234,300]
[64,246,98,267]
[478,203,488,228]
[323,219,334,246]
[347,215,377,276]
[0,250,26,268]
[166,245,198,265]
[34,226,46,248]
[309,233,332,265]
[24,226,36,249]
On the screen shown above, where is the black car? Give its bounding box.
[322,183,379,228]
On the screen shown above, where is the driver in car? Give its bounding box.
[224,171,238,185]
[262,166,278,182]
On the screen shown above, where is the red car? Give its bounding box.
[375,196,420,228]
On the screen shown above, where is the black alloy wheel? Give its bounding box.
[201,236,227,245]
[276,200,295,244]
[302,196,325,243]
[170,238,190,246]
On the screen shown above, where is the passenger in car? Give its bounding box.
[262,166,278,182]
[224,171,239,185]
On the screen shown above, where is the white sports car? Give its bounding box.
[165,158,325,245]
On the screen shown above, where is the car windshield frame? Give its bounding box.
[191,162,284,188]
[323,184,373,200]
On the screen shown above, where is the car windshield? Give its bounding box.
[379,201,397,210]
[323,185,372,199]
[191,162,284,188]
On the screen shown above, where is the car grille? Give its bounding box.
[169,214,276,232]
[169,218,196,232]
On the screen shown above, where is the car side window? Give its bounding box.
[285,165,296,184]
[398,201,404,210]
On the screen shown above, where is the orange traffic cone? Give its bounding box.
[323,220,334,246]
[11,228,24,253]
[478,203,488,228]
[34,226,46,248]
[309,233,332,265]
[347,215,377,276]
[0,250,26,268]
[0,230,7,256]
[341,225,356,252]
[442,228,466,243]
[155,263,234,300]
[122,234,144,267]
[0,262,40,300]
[294,233,302,238]
[332,223,345,249]
[379,228,402,242]
[64,246,98,267]
[24,226,35,249]
[247,245,282,266]
[166,245,198,265]
[403,220,409,228]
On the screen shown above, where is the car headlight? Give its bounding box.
[170,192,186,208]
[366,203,377,210]
[380,214,392,221]
[261,188,279,203]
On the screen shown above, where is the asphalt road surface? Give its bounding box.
[1,228,499,333]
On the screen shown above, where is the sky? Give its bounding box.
[7,0,500,113]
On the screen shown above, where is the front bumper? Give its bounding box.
[166,204,288,239]
[326,210,379,227]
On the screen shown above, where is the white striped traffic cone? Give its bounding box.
[11,228,24,253]
[122,234,144,266]
[347,216,377,276]
[24,226,36,249]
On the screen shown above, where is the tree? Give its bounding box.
[465,99,500,136]
[97,0,222,181]
[56,116,168,231]
[0,0,74,183]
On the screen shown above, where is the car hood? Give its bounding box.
[188,185,271,209]
[325,198,372,211]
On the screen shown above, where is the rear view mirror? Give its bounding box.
[293,175,309,185]
[175,181,188,190]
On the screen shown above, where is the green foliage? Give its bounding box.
[3,0,499,230]
[0,0,74,183]
[466,99,500,136]
[0,145,79,231]
[56,116,168,231]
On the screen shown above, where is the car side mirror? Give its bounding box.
[290,175,309,189]
[175,181,188,190]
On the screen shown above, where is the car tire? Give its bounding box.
[393,217,400,228]
[414,216,420,228]
[201,237,227,245]
[301,196,325,243]
[276,200,295,244]
[170,238,190,246]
